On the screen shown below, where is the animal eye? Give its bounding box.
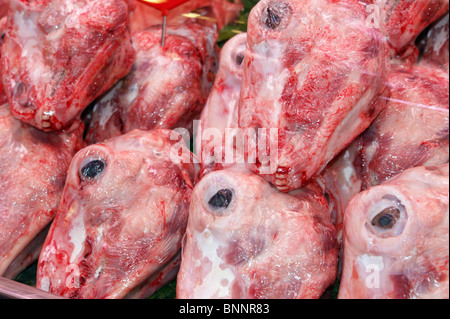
[261,3,291,30]
[208,189,233,209]
[235,52,245,66]
[371,207,401,229]
[80,159,106,181]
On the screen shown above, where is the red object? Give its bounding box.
[1,0,135,131]
[137,0,191,16]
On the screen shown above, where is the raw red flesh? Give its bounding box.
[0,0,8,20]
[0,103,84,277]
[421,12,449,71]
[0,0,135,132]
[319,61,449,241]
[239,0,390,192]
[359,62,449,188]
[85,21,219,145]
[0,0,446,301]
[339,164,449,299]
[195,33,247,176]
[36,129,197,299]
[0,4,7,105]
[130,0,243,32]
[0,2,7,33]
[177,166,338,299]
[364,0,449,54]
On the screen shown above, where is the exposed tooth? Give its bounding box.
[42,114,50,121]
[277,167,290,174]
[275,173,287,179]
[42,121,51,128]
[275,178,288,186]
[277,185,289,192]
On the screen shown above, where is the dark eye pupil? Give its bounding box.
[372,207,401,229]
[265,7,281,29]
[208,189,233,209]
[378,215,393,227]
[235,52,245,66]
[266,7,281,29]
[80,160,106,180]
[262,3,291,30]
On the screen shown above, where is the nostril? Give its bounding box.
[13,81,28,103]
[12,81,35,113]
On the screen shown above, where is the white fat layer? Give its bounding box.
[15,11,50,86]
[95,265,102,279]
[430,15,449,53]
[324,85,373,160]
[16,12,39,56]
[99,102,116,129]
[251,40,290,125]
[252,40,284,78]
[98,82,123,129]
[192,229,235,298]
[39,277,50,292]
[336,149,362,207]
[358,254,385,272]
[13,143,28,159]
[126,83,139,106]
[69,212,86,264]
[343,166,354,184]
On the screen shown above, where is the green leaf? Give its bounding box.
[148,280,178,299]
[217,0,260,47]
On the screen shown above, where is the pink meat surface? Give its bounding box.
[316,142,364,245]
[195,32,247,176]
[421,12,449,71]
[36,129,197,299]
[85,21,219,145]
[130,0,243,32]
[0,0,135,131]
[339,164,449,299]
[0,4,8,105]
[365,0,449,54]
[358,62,449,189]
[0,0,8,20]
[239,0,390,192]
[177,166,338,299]
[319,61,449,239]
[0,103,84,277]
